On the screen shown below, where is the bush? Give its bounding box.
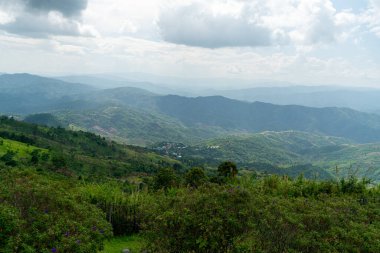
[153,168,178,190]
[185,167,207,188]
[143,185,252,253]
[142,176,380,253]
[79,183,154,236]
[0,150,17,167]
[0,203,23,251]
[0,170,112,252]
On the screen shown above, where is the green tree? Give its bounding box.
[30,149,40,165]
[185,167,207,188]
[0,151,17,167]
[153,168,178,190]
[144,185,252,253]
[0,170,112,252]
[218,161,238,178]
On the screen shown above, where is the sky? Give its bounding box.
[0,0,379,87]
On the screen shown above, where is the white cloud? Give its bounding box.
[0,9,14,24]
[0,12,99,37]
[0,0,97,37]
[82,0,160,39]
[158,2,273,48]
[157,0,365,48]
[365,0,380,37]
[0,0,379,87]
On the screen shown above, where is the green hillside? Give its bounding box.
[151,131,380,181]
[0,138,48,164]
[156,95,380,143]
[4,74,380,145]
[0,116,180,178]
[25,109,227,146]
[1,117,379,253]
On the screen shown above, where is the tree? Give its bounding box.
[30,149,40,164]
[51,155,67,169]
[185,167,207,188]
[218,161,238,178]
[153,168,178,190]
[0,151,17,167]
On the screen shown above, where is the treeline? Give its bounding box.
[82,164,380,252]
[1,163,380,252]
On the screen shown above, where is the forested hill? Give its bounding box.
[152,131,380,181]
[156,95,380,143]
[0,74,96,114]
[0,116,180,178]
[4,73,380,144]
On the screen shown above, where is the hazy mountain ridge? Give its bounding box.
[3,73,380,145]
[212,86,380,113]
[58,74,380,113]
[0,73,97,114]
[156,95,380,143]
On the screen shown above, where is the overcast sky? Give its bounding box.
[0,0,379,87]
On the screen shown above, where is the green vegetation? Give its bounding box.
[152,131,380,181]
[4,74,380,146]
[0,116,180,178]
[156,95,380,143]
[0,169,112,252]
[0,117,380,252]
[53,107,225,146]
[101,235,145,253]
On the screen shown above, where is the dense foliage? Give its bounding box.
[143,175,380,253]
[152,130,380,182]
[0,169,112,252]
[0,116,179,177]
[1,117,380,252]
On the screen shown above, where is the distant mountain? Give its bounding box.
[56,74,380,113]
[0,74,96,114]
[27,107,227,146]
[56,75,180,95]
[0,73,94,96]
[156,95,380,143]
[39,92,380,145]
[207,86,380,113]
[5,73,380,144]
[78,86,159,110]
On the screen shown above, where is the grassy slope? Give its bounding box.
[0,138,47,161]
[0,116,180,178]
[101,235,145,253]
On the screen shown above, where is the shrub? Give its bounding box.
[185,167,207,188]
[143,185,252,253]
[0,170,112,252]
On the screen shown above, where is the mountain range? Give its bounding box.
[3,73,380,144]
[2,73,380,181]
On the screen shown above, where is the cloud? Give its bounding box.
[0,12,98,37]
[157,0,365,48]
[0,0,94,37]
[23,0,88,17]
[366,0,380,37]
[158,2,273,48]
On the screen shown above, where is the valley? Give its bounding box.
[1,73,380,252]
